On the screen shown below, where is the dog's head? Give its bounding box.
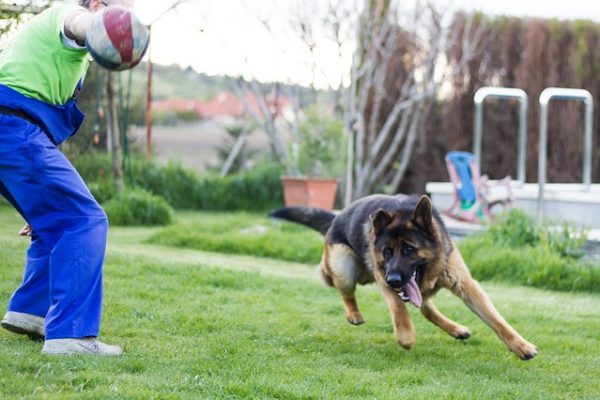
[369,195,438,308]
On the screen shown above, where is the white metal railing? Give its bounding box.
[473,87,528,186]
[537,87,594,222]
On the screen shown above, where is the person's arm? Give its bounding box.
[18,224,32,237]
[63,9,93,46]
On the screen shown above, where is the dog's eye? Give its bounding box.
[383,247,393,260]
[402,243,415,257]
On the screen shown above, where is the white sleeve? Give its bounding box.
[61,9,87,50]
[60,7,92,50]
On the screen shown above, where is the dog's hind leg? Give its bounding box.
[420,298,471,340]
[340,292,363,325]
[321,243,365,325]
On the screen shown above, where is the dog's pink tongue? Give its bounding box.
[405,277,422,308]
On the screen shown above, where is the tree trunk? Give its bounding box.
[106,71,124,195]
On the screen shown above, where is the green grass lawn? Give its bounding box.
[1,205,600,399]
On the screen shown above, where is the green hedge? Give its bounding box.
[71,153,284,211]
[87,178,117,204]
[70,151,113,183]
[127,159,284,211]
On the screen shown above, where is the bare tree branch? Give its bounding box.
[229,77,291,172]
[345,1,488,198]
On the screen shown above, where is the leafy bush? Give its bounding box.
[487,209,540,247]
[128,159,284,211]
[88,178,117,204]
[198,162,283,211]
[70,151,113,183]
[103,188,173,226]
[128,158,202,208]
[70,152,284,211]
[539,222,589,259]
[460,209,599,293]
[486,209,588,259]
[462,237,600,293]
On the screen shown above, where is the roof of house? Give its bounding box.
[153,91,290,119]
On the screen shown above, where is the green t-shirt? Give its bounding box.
[0,4,89,106]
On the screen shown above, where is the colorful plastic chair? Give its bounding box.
[443,151,513,223]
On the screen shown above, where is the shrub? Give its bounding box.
[460,209,599,293]
[198,163,284,211]
[70,152,284,212]
[128,158,202,209]
[539,222,589,259]
[88,178,117,204]
[103,188,173,226]
[128,159,284,211]
[487,209,539,247]
[69,151,113,183]
[486,209,588,259]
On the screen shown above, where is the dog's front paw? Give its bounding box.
[510,339,539,361]
[346,311,364,325]
[451,325,471,340]
[395,331,415,350]
[396,338,415,350]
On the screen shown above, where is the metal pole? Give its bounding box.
[518,98,528,185]
[107,71,124,195]
[536,87,594,222]
[473,87,528,185]
[584,96,593,188]
[537,101,549,222]
[473,95,484,174]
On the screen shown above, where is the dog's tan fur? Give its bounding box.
[273,194,538,360]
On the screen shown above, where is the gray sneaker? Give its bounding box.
[1,311,45,340]
[42,338,123,356]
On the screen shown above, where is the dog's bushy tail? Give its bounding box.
[269,206,335,235]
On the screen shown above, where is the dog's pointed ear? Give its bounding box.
[370,209,391,234]
[412,195,433,232]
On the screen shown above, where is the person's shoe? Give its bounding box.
[42,338,123,356]
[1,311,45,340]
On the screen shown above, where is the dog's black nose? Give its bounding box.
[386,272,403,288]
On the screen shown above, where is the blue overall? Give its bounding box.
[0,84,107,340]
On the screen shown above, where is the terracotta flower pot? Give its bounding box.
[280,176,339,210]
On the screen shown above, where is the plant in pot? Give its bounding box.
[281,108,345,210]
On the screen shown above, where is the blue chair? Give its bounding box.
[444,151,513,222]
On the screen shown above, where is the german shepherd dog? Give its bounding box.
[270,194,538,360]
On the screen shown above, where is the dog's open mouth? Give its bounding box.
[397,267,423,308]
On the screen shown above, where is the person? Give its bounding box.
[0,0,133,356]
